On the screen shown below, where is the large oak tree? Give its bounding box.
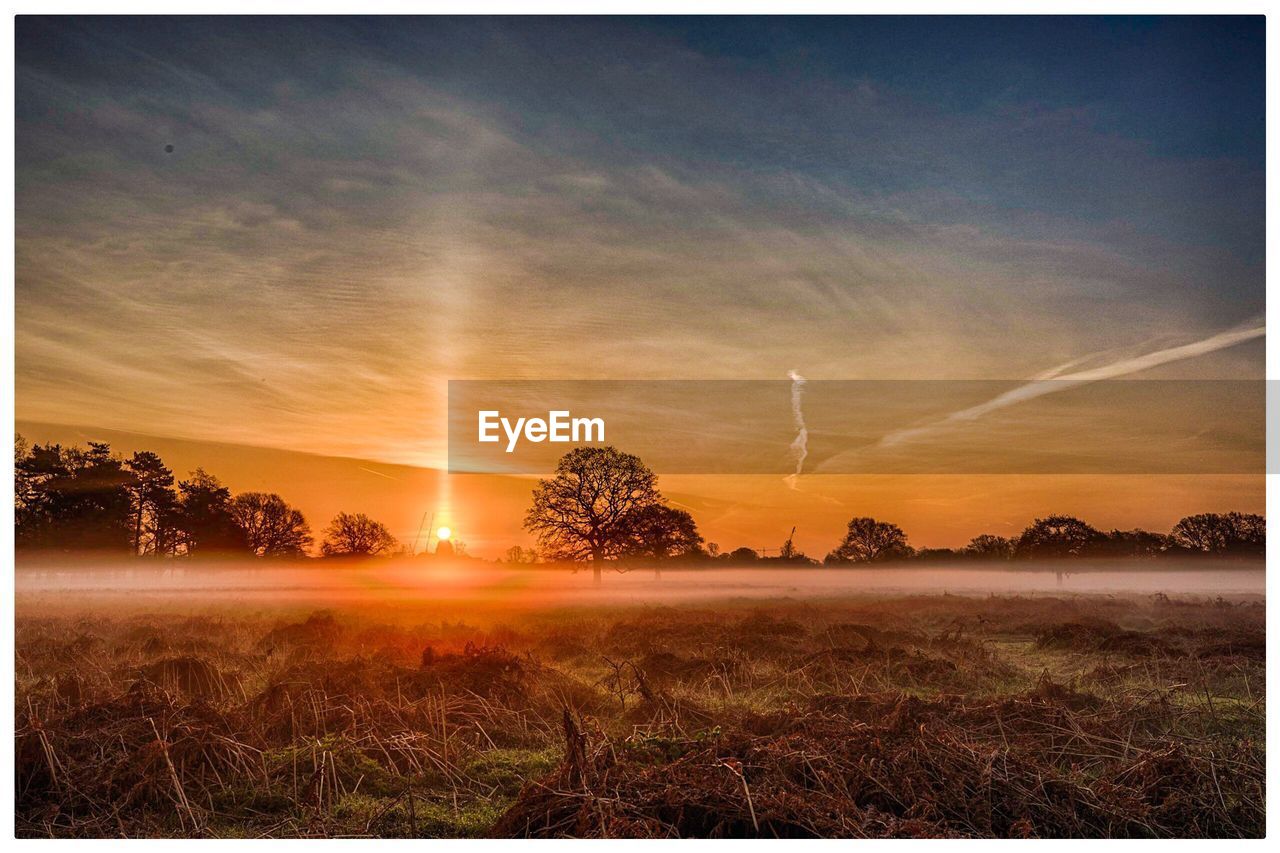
[524,446,662,585]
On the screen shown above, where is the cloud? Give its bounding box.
[879,319,1266,450]
[14,20,1264,466]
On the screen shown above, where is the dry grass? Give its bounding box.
[15,592,1265,838]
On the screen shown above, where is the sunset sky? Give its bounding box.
[15,17,1265,556]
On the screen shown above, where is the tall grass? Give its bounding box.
[15,593,1265,837]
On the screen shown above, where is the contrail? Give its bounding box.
[784,369,808,490]
[357,466,399,481]
[880,320,1265,449]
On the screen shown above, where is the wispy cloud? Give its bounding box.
[879,320,1265,449]
[14,19,1264,466]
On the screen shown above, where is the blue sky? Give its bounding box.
[15,16,1265,465]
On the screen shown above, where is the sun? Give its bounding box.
[436,526,452,542]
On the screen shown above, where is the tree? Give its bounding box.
[524,446,663,585]
[1171,512,1264,556]
[229,492,313,557]
[504,546,539,564]
[176,469,247,555]
[621,504,704,579]
[15,441,133,551]
[1228,512,1266,555]
[321,512,398,557]
[727,546,759,563]
[1014,516,1102,559]
[1095,529,1168,558]
[14,434,31,508]
[124,452,177,556]
[623,504,703,559]
[827,517,911,564]
[964,534,1014,561]
[14,435,38,535]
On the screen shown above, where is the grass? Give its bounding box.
[14,591,1265,837]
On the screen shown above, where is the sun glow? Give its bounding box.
[437,526,452,542]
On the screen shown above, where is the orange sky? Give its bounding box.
[16,421,1263,559]
[14,20,1264,557]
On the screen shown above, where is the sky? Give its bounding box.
[14,17,1265,554]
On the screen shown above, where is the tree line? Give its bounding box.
[820,512,1264,564]
[14,436,401,558]
[14,439,1264,570]
[519,447,1265,581]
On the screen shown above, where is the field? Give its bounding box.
[15,587,1266,838]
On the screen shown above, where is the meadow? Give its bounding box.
[15,581,1265,838]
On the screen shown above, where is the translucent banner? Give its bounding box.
[447,379,1264,475]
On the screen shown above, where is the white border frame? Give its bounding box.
[1,6,1274,846]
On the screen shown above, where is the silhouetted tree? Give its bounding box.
[124,452,177,556]
[1228,513,1266,555]
[1171,512,1264,556]
[504,545,539,564]
[176,469,247,555]
[15,441,133,551]
[229,492,313,557]
[964,534,1014,560]
[14,434,30,505]
[321,512,398,557]
[14,434,38,535]
[726,546,759,563]
[1095,528,1168,558]
[621,504,704,579]
[524,446,663,585]
[827,517,911,563]
[1015,516,1102,559]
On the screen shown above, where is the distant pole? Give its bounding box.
[424,511,438,553]
[412,510,433,556]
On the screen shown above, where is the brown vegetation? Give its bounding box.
[15,593,1264,838]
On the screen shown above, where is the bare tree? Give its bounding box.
[229,492,313,557]
[524,446,662,585]
[1172,512,1264,556]
[504,545,538,564]
[321,511,398,557]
